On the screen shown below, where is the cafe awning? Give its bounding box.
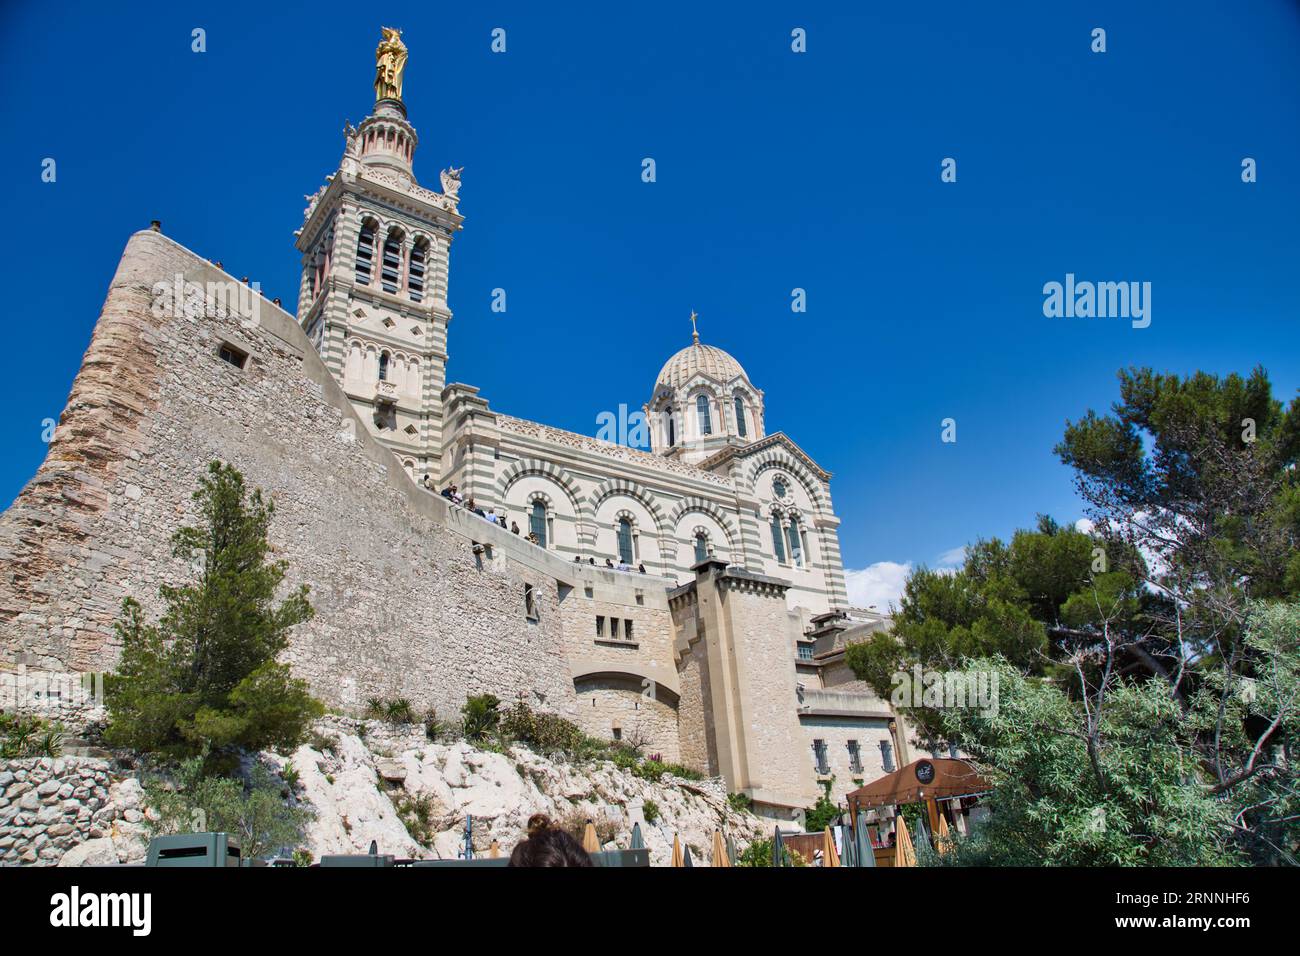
[847,758,990,811]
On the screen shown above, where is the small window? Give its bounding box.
[786,515,803,568]
[596,616,604,637]
[355,223,375,284]
[378,351,390,382]
[812,739,829,775]
[624,619,633,641]
[694,532,709,564]
[218,343,248,369]
[734,395,747,437]
[697,394,712,435]
[381,230,403,294]
[610,617,620,636]
[530,501,548,548]
[880,739,895,773]
[797,643,813,661]
[617,518,634,565]
[848,740,863,773]
[524,584,539,621]
[408,240,428,302]
[770,514,786,563]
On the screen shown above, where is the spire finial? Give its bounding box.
[690,310,699,344]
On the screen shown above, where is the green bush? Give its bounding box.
[633,758,702,782]
[735,837,808,867]
[0,712,64,759]
[803,788,841,833]
[641,799,660,825]
[461,694,501,740]
[145,754,310,862]
[393,792,437,847]
[498,702,587,754]
[727,792,754,814]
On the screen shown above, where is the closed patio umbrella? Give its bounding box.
[894,815,917,868]
[772,826,786,867]
[582,820,600,854]
[630,822,644,850]
[711,829,731,867]
[856,811,876,868]
[822,826,841,867]
[670,834,684,867]
[935,811,952,855]
[489,839,501,859]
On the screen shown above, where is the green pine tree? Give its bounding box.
[106,461,322,762]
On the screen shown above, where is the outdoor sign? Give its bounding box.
[915,760,936,785]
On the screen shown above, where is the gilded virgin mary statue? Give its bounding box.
[374,27,408,101]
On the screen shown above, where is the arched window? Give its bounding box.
[694,532,709,564]
[734,396,747,437]
[380,230,403,294]
[408,239,428,302]
[786,514,804,568]
[378,351,390,382]
[355,222,376,284]
[697,395,712,436]
[667,408,675,446]
[530,501,548,549]
[770,513,786,563]
[617,518,634,565]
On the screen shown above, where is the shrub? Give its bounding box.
[145,754,311,862]
[727,792,754,814]
[634,758,702,782]
[641,799,660,825]
[385,698,416,724]
[0,712,64,759]
[423,708,457,742]
[499,702,587,755]
[393,792,438,847]
[461,694,501,740]
[803,789,841,833]
[736,837,808,867]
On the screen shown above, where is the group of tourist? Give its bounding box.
[419,475,648,571]
[574,555,647,574]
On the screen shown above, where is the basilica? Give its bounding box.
[288,30,910,818]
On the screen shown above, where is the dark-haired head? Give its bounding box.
[508,814,594,867]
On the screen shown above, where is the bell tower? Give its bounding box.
[295,27,464,483]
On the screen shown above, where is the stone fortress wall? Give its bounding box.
[0,229,610,723]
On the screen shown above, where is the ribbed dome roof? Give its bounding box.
[655,342,748,391]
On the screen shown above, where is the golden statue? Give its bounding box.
[374,27,408,101]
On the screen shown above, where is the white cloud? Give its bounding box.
[1074,517,1096,535]
[844,561,913,613]
[936,545,967,568]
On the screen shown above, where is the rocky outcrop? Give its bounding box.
[0,757,148,866]
[280,718,766,866]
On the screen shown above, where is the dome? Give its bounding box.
[655,342,748,392]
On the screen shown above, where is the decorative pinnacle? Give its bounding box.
[690,310,699,344]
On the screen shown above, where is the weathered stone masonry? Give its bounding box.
[0,230,580,721]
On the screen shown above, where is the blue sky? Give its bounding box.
[2,1,1298,609]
